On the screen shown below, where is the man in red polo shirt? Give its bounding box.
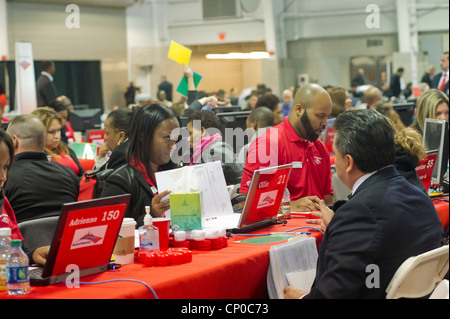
[240,84,334,211]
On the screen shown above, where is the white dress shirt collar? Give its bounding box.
[41,71,53,82]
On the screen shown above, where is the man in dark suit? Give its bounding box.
[431,52,449,96]
[284,109,443,299]
[389,67,405,98]
[158,75,173,102]
[36,61,58,107]
[421,65,435,88]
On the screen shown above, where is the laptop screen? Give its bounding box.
[239,164,292,227]
[43,194,130,278]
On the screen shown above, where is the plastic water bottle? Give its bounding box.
[139,206,159,253]
[280,187,291,219]
[0,228,11,291]
[7,239,29,295]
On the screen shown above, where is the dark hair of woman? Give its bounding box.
[126,103,181,182]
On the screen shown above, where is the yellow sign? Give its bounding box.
[168,41,192,65]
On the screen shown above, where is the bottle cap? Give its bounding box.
[11,239,22,247]
[144,206,152,226]
[0,228,11,237]
[174,230,186,242]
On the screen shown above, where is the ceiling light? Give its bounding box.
[206,52,270,60]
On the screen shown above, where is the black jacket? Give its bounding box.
[305,166,443,299]
[100,164,157,227]
[36,74,57,107]
[394,146,426,193]
[5,152,80,223]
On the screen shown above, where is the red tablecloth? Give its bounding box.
[2,198,446,300]
[433,196,449,231]
[0,218,322,299]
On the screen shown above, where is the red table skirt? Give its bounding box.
[2,198,445,300]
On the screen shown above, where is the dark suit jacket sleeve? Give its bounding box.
[306,203,378,299]
[431,73,441,89]
[37,76,57,106]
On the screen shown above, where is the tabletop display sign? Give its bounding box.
[87,130,105,147]
[415,152,438,191]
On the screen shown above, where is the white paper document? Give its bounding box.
[267,237,318,299]
[155,161,233,220]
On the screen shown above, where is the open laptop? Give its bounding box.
[207,164,293,233]
[29,194,131,286]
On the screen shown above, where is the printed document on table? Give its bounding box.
[155,161,233,219]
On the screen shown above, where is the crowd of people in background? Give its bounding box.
[0,52,448,298]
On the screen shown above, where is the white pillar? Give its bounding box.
[396,0,420,94]
[0,0,9,60]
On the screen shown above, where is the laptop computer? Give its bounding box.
[207,164,293,233]
[29,194,131,286]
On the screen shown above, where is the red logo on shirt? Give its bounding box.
[314,156,322,165]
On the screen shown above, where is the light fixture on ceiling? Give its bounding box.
[205,52,270,60]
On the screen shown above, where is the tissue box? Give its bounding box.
[169,192,203,231]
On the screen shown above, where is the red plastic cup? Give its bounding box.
[153,218,171,251]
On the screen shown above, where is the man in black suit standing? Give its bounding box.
[284,109,443,299]
[421,65,435,88]
[158,75,173,102]
[431,52,449,96]
[36,61,58,107]
[389,67,405,98]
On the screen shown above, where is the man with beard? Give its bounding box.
[240,84,333,211]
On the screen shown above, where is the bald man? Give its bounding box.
[240,84,334,211]
[362,86,382,109]
[5,114,79,223]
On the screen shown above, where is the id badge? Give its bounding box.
[292,161,303,169]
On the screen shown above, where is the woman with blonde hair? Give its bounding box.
[373,102,427,192]
[410,89,449,135]
[32,107,84,177]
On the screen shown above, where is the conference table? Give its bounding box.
[0,217,322,300]
[1,197,447,300]
[433,195,449,231]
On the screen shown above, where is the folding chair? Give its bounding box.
[386,245,449,299]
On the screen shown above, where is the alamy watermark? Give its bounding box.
[365,4,380,29]
[170,121,280,167]
[66,4,80,29]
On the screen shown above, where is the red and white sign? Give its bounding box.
[415,153,438,191]
[52,203,126,276]
[87,130,105,147]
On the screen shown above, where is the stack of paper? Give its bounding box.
[155,161,233,222]
[267,237,318,299]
